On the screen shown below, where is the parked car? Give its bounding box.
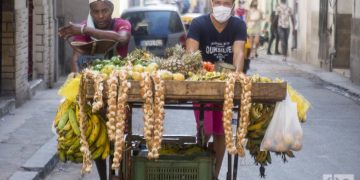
[181,13,202,31]
[121,5,186,57]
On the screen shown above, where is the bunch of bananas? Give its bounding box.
[246,103,296,177]
[53,100,110,163]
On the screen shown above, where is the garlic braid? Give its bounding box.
[140,72,155,159]
[106,71,119,141]
[112,71,130,170]
[78,70,92,174]
[92,73,105,113]
[236,73,252,157]
[150,74,165,159]
[222,73,237,155]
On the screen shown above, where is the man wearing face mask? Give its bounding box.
[186,0,247,179]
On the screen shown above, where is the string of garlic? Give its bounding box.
[112,70,130,170]
[236,73,252,157]
[106,71,119,141]
[222,73,237,155]
[140,72,155,159]
[92,73,105,113]
[78,70,92,174]
[150,74,165,159]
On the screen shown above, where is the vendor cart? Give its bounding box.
[86,80,287,180]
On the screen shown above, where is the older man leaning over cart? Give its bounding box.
[58,0,131,73]
[58,0,131,179]
[186,0,247,179]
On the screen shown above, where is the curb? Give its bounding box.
[9,136,59,180]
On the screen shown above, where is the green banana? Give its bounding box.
[247,119,269,131]
[91,146,104,160]
[66,138,81,155]
[57,110,70,130]
[58,151,66,162]
[64,129,74,140]
[69,108,81,136]
[85,118,93,139]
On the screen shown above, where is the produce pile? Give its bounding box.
[53,45,310,176]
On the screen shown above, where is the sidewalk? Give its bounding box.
[261,54,360,99]
[0,78,64,180]
[2,53,360,180]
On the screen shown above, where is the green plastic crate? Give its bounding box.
[132,151,214,180]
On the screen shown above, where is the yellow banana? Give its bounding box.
[85,118,93,139]
[95,122,107,148]
[91,146,104,160]
[69,108,81,136]
[247,119,269,132]
[63,121,72,131]
[88,114,101,146]
[62,136,78,148]
[101,140,110,160]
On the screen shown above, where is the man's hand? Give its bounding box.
[58,22,83,39]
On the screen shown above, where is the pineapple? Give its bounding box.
[159,50,203,75]
[165,44,185,59]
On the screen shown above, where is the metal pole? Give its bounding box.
[0,0,2,95]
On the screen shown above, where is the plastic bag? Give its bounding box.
[260,94,303,152]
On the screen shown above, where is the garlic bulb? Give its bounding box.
[92,73,105,113]
[106,71,119,141]
[151,74,165,159]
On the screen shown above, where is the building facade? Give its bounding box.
[1,0,57,106]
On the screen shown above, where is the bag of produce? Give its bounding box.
[260,94,303,152]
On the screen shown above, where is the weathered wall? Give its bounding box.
[1,0,16,96]
[295,0,321,66]
[350,0,360,85]
[14,0,30,105]
[33,0,57,87]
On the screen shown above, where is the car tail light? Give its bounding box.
[179,33,186,48]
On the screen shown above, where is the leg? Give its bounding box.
[213,134,226,178]
[283,28,290,58]
[267,32,275,54]
[254,35,260,57]
[248,36,255,58]
[95,158,107,180]
[278,27,286,58]
[275,31,280,54]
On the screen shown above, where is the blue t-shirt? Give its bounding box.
[187,14,247,64]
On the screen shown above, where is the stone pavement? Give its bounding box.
[0,78,64,180]
[1,52,360,180]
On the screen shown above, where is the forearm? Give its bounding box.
[71,51,80,72]
[83,27,130,45]
[234,51,245,73]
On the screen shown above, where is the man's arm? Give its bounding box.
[71,51,81,72]
[233,40,246,73]
[186,38,200,53]
[58,22,130,45]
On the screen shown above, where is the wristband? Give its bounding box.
[80,24,86,34]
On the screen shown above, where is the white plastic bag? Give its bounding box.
[260,94,303,152]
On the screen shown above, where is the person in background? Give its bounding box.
[267,11,280,55]
[58,0,131,179]
[235,0,246,20]
[276,0,295,61]
[58,0,131,73]
[246,0,264,59]
[186,0,247,178]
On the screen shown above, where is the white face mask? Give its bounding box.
[212,5,233,23]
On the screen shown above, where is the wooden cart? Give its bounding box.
[87,80,287,180]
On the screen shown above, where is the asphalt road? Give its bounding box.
[46,56,360,180]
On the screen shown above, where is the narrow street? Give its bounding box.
[46,54,360,180]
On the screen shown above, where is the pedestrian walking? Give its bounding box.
[246,0,264,59]
[267,11,280,55]
[235,0,246,21]
[276,0,295,61]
